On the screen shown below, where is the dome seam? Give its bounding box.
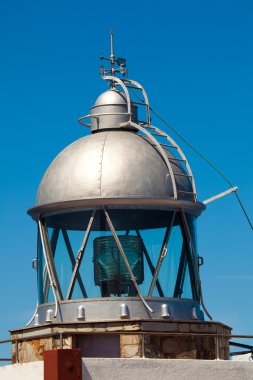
[98,132,109,197]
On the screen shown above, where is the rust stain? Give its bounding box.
[31,339,47,359]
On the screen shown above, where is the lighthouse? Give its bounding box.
[11,32,231,363]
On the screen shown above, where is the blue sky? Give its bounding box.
[0,0,252,361]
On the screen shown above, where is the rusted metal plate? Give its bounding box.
[44,349,82,380]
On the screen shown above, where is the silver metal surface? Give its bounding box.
[203,186,238,205]
[87,89,137,132]
[29,199,205,220]
[39,220,63,301]
[45,309,53,323]
[38,220,59,318]
[123,78,151,125]
[36,131,194,207]
[32,258,38,270]
[36,298,202,324]
[26,303,39,327]
[34,313,40,326]
[191,307,198,320]
[119,303,129,319]
[77,305,85,320]
[146,124,197,202]
[161,304,170,319]
[129,121,178,200]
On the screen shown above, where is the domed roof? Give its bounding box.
[36,130,193,206]
[93,89,127,106]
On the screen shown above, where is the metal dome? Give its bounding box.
[93,88,128,106]
[36,130,193,206]
[90,89,138,132]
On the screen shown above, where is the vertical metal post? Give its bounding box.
[38,220,62,318]
[142,334,145,358]
[104,208,153,313]
[215,336,220,360]
[15,340,18,364]
[180,211,212,321]
[39,220,63,301]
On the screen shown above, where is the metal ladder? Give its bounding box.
[122,78,197,202]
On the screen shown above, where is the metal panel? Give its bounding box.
[28,198,205,220]
[35,131,195,207]
[37,298,203,324]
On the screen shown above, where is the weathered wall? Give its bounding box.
[11,320,231,363]
[1,358,253,380]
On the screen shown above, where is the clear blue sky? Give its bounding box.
[0,0,252,361]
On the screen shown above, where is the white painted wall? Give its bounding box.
[0,362,43,380]
[0,358,253,380]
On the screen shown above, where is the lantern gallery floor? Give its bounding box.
[11,319,231,363]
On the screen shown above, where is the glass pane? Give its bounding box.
[37,209,199,303]
[37,229,55,303]
[157,219,183,297]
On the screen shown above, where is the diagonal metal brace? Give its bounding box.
[148,212,176,296]
[180,211,212,321]
[62,229,88,299]
[135,230,164,297]
[104,208,154,313]
[66,210,96,300]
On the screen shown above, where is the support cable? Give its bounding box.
[129,88,253,231]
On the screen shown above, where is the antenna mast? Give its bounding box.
[100,30,128,80]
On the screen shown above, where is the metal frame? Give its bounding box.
[77,72,197,202]
[129,120,178,200]
[34,208,212,325]
[61,229,87,299]
[145,124,197,201]
[28,198,205,221]
[78,112,131,128]
[43,228,60,301]
[173,241,188,298]
[180,211,212,320]
[104,208,154,313]
[38,220,62,318]
[148,211,176,296]
[135,230,164,297]
[66,210,96,300]
[122,78,151,125]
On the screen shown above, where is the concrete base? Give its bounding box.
[0,358,253,380]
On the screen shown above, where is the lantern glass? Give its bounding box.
[37,209,199,303]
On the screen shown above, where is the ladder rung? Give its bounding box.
[151,132,167,137]
[174,173,192,177]
[178,190,196,195]
[168,157,186,162]
[125,85,143,90]
[145,126,156,130]
[131,101,148,107]
[160,143,177,149]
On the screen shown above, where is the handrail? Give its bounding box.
[0,339,12,362]
[1,332,253,362]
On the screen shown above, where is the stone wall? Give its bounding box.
[11,320,231,363]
